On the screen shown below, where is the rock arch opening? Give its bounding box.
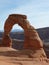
[10,24,24,49]
[10,24,24,40]
[11,24,24,31]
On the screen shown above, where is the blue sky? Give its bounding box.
[0,0,49,30]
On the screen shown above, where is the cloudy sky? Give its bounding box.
[0,0,49,30]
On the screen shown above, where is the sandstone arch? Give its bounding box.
[1,14,43,50]
[0,14,47,58]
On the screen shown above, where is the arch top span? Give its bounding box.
[9,14,27,19]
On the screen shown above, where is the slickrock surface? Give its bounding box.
[0,47,49,65]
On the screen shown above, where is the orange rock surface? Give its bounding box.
[0,47,49,65]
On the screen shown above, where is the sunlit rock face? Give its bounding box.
[0,14,46,58]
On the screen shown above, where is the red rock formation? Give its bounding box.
[1,14,43,49]
[0,14,46,58]
[3,14,43,49]
[2,34,12,47]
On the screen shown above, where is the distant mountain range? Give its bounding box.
[36,27,49,42]
[0,27,49,42]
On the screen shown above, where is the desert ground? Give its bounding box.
[0,47,49,65]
